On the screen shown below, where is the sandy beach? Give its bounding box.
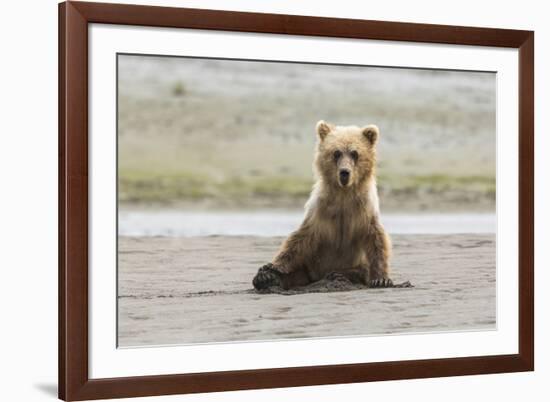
[118,233,496,347]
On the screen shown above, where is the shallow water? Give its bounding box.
[118,210,496,237]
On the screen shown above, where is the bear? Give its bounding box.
[252,120,393,290]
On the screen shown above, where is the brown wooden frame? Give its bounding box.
[59,1,534,400]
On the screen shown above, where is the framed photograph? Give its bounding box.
[59,1,534,400]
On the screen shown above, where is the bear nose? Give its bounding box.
[339,169,350,185]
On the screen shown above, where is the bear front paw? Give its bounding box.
[368,278,394,288]
[253,263,283,290]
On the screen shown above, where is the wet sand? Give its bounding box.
[118,234,496,347]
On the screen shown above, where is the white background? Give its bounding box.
[89,24,519,379]
[0,0,546,401]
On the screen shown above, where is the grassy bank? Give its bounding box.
[118,170,495,211]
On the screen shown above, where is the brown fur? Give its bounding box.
[253,121,392,290]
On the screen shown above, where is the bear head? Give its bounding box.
[314,120,379,189]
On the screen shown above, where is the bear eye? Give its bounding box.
[333,150,342,161]
[350,150,359,161]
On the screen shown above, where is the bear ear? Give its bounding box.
[362,124,379,145]
[316,120,333,141]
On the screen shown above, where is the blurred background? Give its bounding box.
[117,54,496,236]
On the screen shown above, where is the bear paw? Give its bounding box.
[253,263,283,290]
[368,278,394,288]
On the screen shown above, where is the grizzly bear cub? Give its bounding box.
[253,120,393,290]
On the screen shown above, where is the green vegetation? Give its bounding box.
[378,174,496,195]
[118,168,495,211]
[171,81,186,97]
[119,170,312,204]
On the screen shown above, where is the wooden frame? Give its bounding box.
[59,1,534,400]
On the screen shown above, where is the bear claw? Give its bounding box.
[368,278,394,288]
[253,263,283,290]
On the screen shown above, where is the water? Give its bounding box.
[118,210,496,237]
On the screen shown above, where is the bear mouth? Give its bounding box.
[338,176,351,187]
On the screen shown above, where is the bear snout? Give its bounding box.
[339,169,351,186]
